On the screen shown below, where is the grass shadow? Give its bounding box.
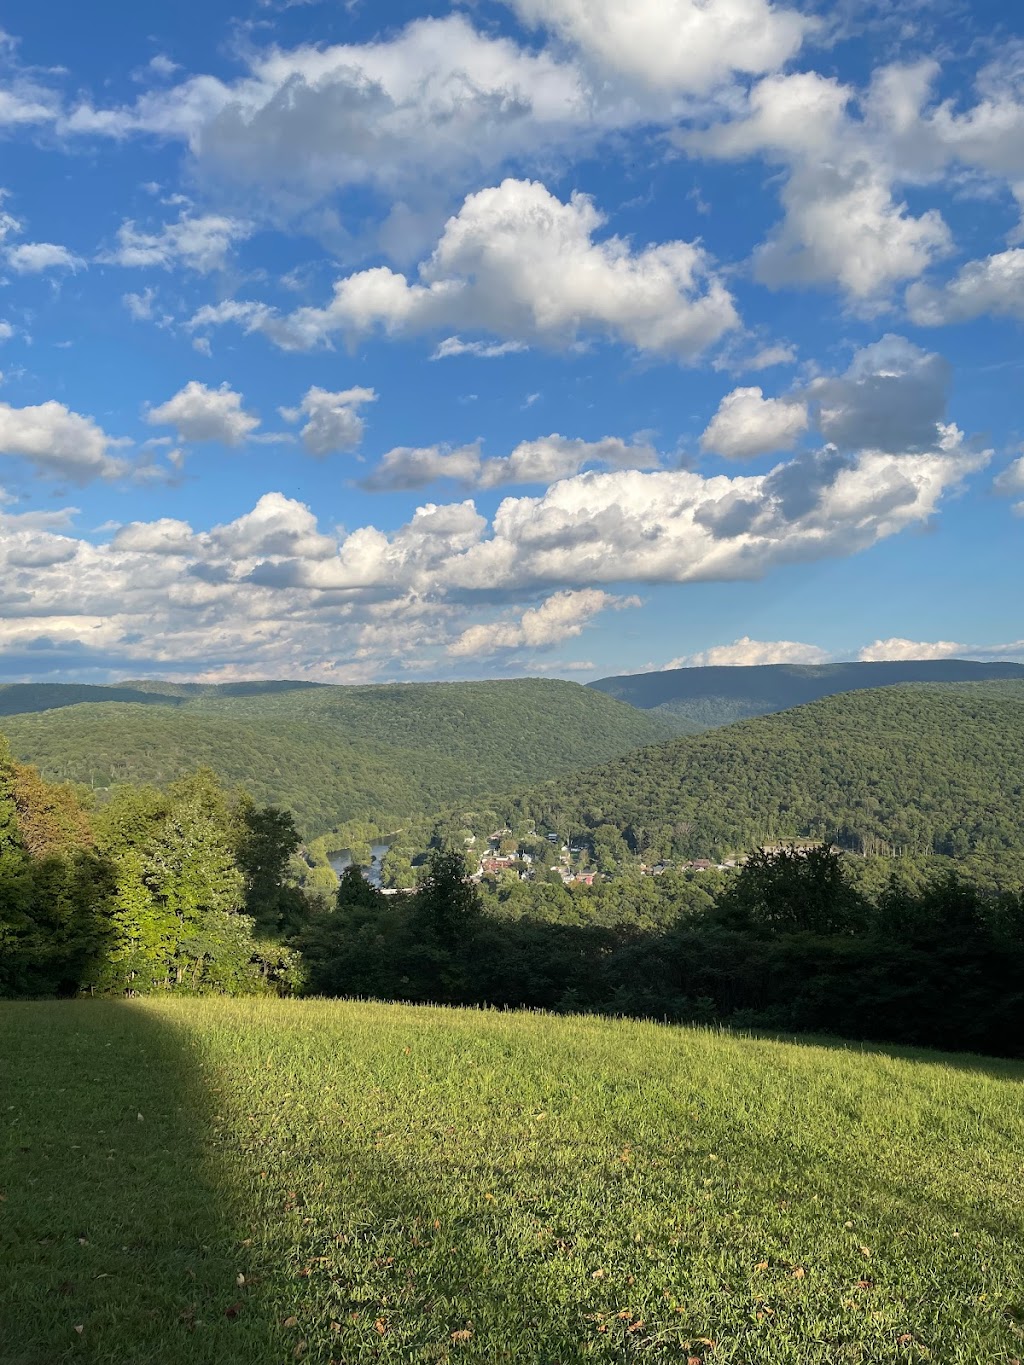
[0,1000,266,1364]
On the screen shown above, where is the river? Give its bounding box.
[328,841,391,889]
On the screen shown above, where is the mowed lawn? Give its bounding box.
[2,1000,1023,1365]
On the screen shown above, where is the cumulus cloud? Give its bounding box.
[700,386,808,459]
[449,588,638,657]
[664,636,831,667]
[111,518,195,555]
[362,433,660,491]
[146,381,259,446]
[696,335,957,469]
[857,637,964,662]
[0,400,129,482]
[188,179,739,361]
[361,444,484,493]
[0,404,991,681]
[807,335,951,453]
[5,241,84,273]
[99,212,251,273]
[906,249,1024,325]
[506,0,810,95]
[684,68,953,304]
[279,386,377,456]
[62,16,599,214]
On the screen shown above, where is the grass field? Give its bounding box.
[2,1000,1023,1365]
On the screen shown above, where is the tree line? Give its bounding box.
[300,845,1024,1059]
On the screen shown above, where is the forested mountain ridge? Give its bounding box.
[0,679,324,716]
[588,658,1024,732]
[0,679,674,838]
[486,682,1024,876]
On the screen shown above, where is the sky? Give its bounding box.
[0,0,1022,685]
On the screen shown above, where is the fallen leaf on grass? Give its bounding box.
[74,1325,84,1335]
[859,1246,871,1258]
[294,1341,307,1359]
[754,1261,769,1272]
[791,1267,806,1279]
[225,1302,243,1320]
[283,1315,299,1328]
[451,1329,473,1343]
[374,1318,388,1335]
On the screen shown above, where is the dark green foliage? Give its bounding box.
[299,843,1024,1057]
[590,658,1024,731]
[0,678,673,837]
[713,845,868,934]
[0,752,306,999]
[495,683,1024,877]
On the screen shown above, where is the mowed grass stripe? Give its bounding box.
[1,999,1023,1364]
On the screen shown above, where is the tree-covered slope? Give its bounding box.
[0,679,327,716]
[588,658,1024,732]
[0,679,673,837]
[500,682,1024,867]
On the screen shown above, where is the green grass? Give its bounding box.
[2,1000,1023,1364]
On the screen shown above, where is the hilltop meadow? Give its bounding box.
[3,997,1023,1365]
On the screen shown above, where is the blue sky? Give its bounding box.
[0,0,1022,683]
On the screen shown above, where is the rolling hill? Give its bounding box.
[494,681,1024,871]
[0,678,674,838]
[588,658,1024,731]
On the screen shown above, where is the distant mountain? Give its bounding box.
[498,681,1024,874]
[0,678,674,838]
[588,659,1024,732]
[0,679,323,716]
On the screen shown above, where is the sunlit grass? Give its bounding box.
[2,997,1023,1363]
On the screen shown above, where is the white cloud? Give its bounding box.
[906,249,1024,325]
[700,386,808,460]
[100,213,251,273]
[505,0,810,95]
[191,178,739,361]
[443,437,985,593]
[0,320,13,342]
[994,454,1024,513]
[5,242,84,273]
[664,636,831,667]
[361,443,484,492]
[123,288,156,320]
[279,386,376,456]
[0,399,129,482]
[111,518,194,555]
[0,411,991,681]
[684,68,953,304]
[857,637,963,662]
[449,588,638,657]
[479,434,660,488]
[361,432,660,491]
[62,15,601,218]
[147,381,259,446]
[431,337,528,360]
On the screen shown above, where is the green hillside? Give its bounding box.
[0,679,673,838]
[494,681,1024,871]
[589,658,1024,731]
[4,998,1023,1365]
